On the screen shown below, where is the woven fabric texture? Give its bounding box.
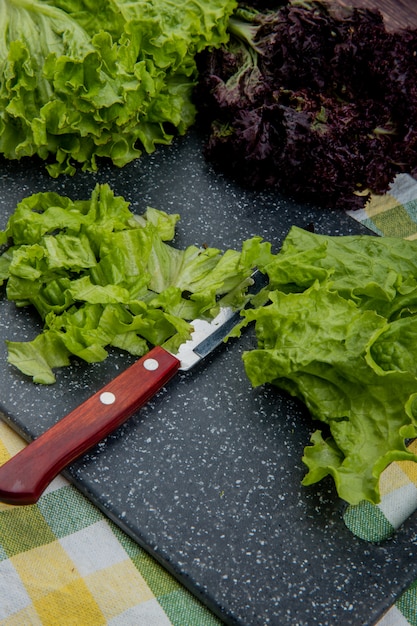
[0,421,220,625]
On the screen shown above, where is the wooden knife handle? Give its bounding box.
[0,346,180,506]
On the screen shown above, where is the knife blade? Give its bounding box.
[0,270,268,505]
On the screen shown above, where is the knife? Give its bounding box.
[0,270,268,506]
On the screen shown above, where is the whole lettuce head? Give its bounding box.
[0,0,236,176]
[196,1,417,210]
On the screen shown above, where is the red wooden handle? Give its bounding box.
[0,346,180,505]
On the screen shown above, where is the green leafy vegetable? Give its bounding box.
[242,226,417,504]
[0,183,265,384]
[0,0,236,176]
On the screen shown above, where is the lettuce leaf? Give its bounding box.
[0,0,236,176]
[0,183,266,384]
[242,226,417,504]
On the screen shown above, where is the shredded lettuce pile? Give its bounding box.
[242,226,417,505]
[0,183,265,384]
[0,0,236,176]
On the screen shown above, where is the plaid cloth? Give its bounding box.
[343,438,417,543]
[0,420,220,625]
[346,173,417,239]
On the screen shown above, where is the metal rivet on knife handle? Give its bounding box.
[100,392,116,405]
[143,358,160,371]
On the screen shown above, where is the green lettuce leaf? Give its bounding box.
[1,183,264,384]
[0,0,236,175]
[242,226,417,504]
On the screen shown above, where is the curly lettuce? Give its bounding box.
[242,226,417,505]
[195,1,417,210]
[0,0,236,176]
[0,183,265,384]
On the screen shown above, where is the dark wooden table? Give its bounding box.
[334,0,417,30]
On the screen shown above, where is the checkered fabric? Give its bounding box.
[343,439,417,543]
[377,586,417,626]
[346,173,417,239]
[0,421,221,625]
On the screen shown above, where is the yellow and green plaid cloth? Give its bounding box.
[2,173,417,625]
[347,173,417,240]
[0,421,221,625]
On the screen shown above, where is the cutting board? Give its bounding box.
[1,127,417,625]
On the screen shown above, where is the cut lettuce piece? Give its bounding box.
[0,183,266,383]
[6,332,71,385]
[242,226,417,505]
[266,225,417,316]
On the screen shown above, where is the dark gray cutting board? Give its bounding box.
[1,128,417,626]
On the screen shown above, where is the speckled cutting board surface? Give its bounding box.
[1,129,417,626]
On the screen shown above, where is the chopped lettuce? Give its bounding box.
[0,183,266,384]
[0,0,236,176]
[242,226,417,505]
